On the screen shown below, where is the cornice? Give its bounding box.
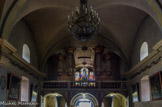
[0,38,47,80]
[125,39,162,79]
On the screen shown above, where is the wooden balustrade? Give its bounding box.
[43,81,126,90]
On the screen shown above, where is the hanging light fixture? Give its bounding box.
[68,0,100,42]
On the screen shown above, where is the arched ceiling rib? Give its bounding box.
[1,0,161,69]
[1,0,161,39]
[22,5,147,64]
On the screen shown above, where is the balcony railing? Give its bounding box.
[43,81,127,90]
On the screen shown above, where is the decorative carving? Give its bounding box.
[43,82,68,89]
[43,81,126,89]
[0,56,9,66]
[0,39,46,80]
[94,45,104,75]
[58,53,66,76]
[130,56,162,79]
[66,46,75,76]
[104,53,111,76]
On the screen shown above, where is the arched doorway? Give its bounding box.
[43,93,67,107]
[70,93,98,107]
[102,93,127,107]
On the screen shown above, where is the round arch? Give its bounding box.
[41,34,129,73]
[102,93,127,107]
[102,93,127,100]
[70,93,99,107]
[43,92,67,100]
[43,92,67,107]
[1,0,161,40]
[44,93,64,98]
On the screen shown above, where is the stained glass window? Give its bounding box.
[89,72,95,81]
[80,68,89,81]
[75,72,80,81]
[75,68,95,87]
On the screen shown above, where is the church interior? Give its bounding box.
[0,0,162,107]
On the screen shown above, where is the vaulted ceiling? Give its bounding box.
[0,0,161,68]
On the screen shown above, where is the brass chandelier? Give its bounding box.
[68,0,100,42]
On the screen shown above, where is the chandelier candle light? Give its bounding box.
[68,0,100,42]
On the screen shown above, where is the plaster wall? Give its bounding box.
[129,52,162,107]
[0,56,39,107]
[44,55,58,80]
[21,79,29,101]
[8,19,39,68]
[0,0,5,20]
[131,16,162,67]
[6,64,39,101]
[141,79,150,102]
[0,65,7,107]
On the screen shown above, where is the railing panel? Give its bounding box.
[101,82,126,89]
[43,81,126,90]
[43,82,68,89]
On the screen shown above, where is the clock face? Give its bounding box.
[0,75,6,90]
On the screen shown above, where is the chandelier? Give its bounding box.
[68,0,100,42]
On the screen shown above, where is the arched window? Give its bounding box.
[22,44,30,63]
[141,76,150,102]
[21,76,29,101]
[140,42,148,61]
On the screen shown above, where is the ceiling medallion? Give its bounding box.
[68,0,100,42]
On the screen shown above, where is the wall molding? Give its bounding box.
[125,40,162,79]
[0,38,46,80]
[129,56,162,79]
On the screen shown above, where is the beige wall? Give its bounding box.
[128,40,162,107]
[131,16,162,67]
[8,19,39,69]
[141,78,150,102]
[0,0,5,20]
